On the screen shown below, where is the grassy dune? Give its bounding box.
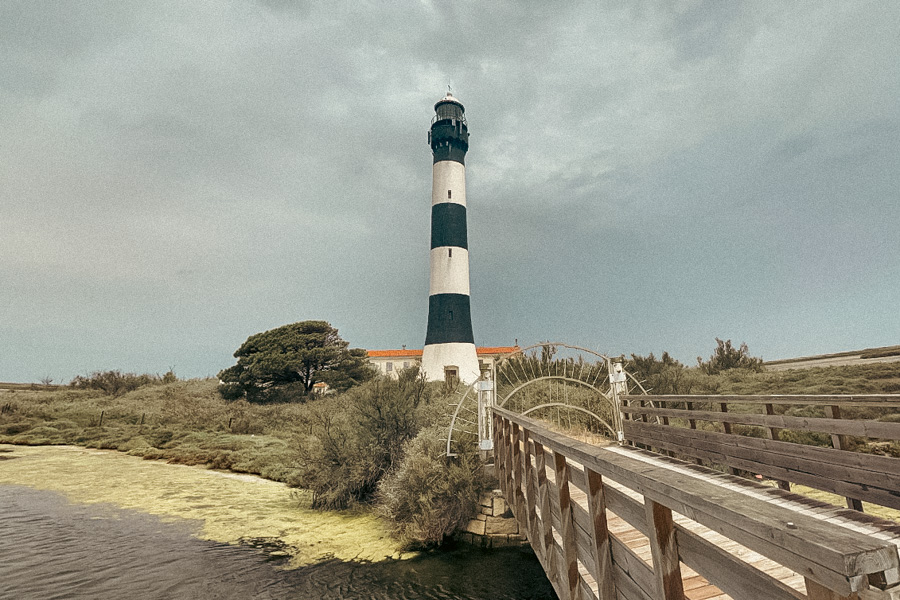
[0,379,307,484]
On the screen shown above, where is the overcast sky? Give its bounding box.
[2,1,898,383]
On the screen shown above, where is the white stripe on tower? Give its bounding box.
[421,92,480,385]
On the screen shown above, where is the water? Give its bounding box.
[0,485,556,600]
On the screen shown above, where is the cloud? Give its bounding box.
[1,1,898,381]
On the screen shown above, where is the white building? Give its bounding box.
[368,346,520,385]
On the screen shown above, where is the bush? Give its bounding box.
[289,371,448,509]
[377,426,487,546]
[70,370,177,396]
[697,339,763,375]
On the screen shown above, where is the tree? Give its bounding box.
[627,352,692,394]
[217,320,374,402]
[697,338,763,375]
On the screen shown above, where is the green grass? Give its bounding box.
[0,379,308,484]
[708,362,900,395]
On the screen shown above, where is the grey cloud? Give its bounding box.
[1,1,898,382]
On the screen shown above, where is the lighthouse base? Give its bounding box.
[421,343,480,385]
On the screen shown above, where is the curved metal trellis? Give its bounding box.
[446,343,647,457]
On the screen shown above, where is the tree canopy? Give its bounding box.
[218,320,374,402]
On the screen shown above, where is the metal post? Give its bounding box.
[608,358,627,444]
[477,375,494,459]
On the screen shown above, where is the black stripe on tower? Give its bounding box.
[430,203,468,249]
[425,293,474,345]
[429,118,468,164]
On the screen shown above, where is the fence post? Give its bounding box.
[512,423,527,525]
[586,469,616,600]
[719,403,738,475]
[534,442,554,582]
[524,429,539,546]
[685,402,703,465]
[553,450,581,600]
[824,405,864,512]
[645,498,685,600]
[804,576,856,600]
[764,403,791,491]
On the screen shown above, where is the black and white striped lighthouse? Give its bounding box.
[421,92,480,384]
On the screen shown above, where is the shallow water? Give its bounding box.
[0,486,555,599]
[0,446,556,599]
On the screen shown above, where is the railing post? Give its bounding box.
[494,414,509,501]
[763,403,791,490]
[824,404,864,512]
[645,499,685,600]
[534,442,554,574]
[512,423,527,525]
[685,401,703,465]
[524,429,539,546]
[520,428,534,538]
[804,576,857,600]
[502,418,514,503]
[554,450,581,600]
[719,402,739,475]
[586,469,616,600]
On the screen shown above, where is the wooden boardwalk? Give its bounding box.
[493,407,900,600]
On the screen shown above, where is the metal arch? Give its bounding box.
[520,403,616,436]
[445,383,476,457]
[493,342,610,364]
[446,343,648,456]
[498,375,613,409]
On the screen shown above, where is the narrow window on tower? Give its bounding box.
[447,190,451,199]
[449,311,454,321]
[448,248,452,257]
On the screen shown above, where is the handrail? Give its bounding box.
[621,394,900,407]
[619,393,900,510]
[493,406,899,600]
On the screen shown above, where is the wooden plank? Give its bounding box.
[495,408,899,596]
[602,469,805,600]
[676,524,805,600]
[620,405,900,440]
[624,425,900,511]
[569,461,588,494]
[587,469,618,600]
[623,421,900,509]
[554,450,582,600]
[622,395,900,408]
[625,420,900,487]
[610,535,655,600]
[645,499,686,600]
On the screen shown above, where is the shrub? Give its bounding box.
[697,339,763,375]
[377,426,487,546]
[70,370,177,396]
[289,373,433,509]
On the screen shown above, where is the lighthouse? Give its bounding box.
[421,92,481,385]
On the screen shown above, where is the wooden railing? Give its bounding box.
[620,395,900,512]
[493,406,900,600]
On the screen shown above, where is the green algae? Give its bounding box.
[0,444,408,566]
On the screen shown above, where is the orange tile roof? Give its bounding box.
[367,346,520,358]
[368,349,424,358]
[476,346,521,355]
